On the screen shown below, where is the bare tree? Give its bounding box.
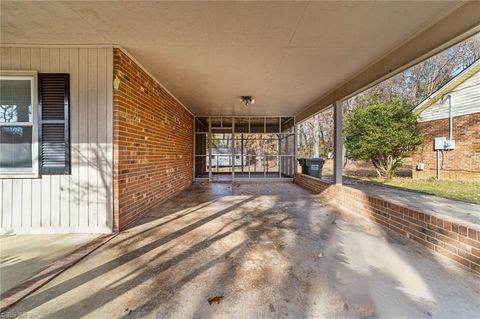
[298,34,479,165]
[345,33,480,111]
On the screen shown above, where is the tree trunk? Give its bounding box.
[372,156,400,179]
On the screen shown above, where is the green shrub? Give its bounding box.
[344,98,423,179]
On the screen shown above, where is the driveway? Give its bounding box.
[7,183,480,318]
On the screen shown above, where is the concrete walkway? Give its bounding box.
[0,233,98,295]
[343,178,480,225]
[7,183,480,319]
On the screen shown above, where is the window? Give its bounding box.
[0,72,70,177]
[0,72,38,177]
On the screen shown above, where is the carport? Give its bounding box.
[1,1,480,317]
[1,1,478,230]
[5,182,480,318]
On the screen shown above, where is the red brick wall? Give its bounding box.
[113,49,193,231]
[294,173,480,273]
[413,112,480,181]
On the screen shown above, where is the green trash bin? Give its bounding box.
[297,158,325,178]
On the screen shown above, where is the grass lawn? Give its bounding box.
[346,176,480,204]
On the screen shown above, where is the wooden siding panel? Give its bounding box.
[10,47,21,69]
[20,48,30,69]
[69,48,80,229]
[97,48,108,228]
[1,47,11,69]
[22,181,32,228]
[12,180,22,229]
[0,47,113,234]
[60,48,71,228]
[78,48,90,228]
[2,180,13,229]
[50,48,60,72]
[88,48,99,227]
[30,48,40,71]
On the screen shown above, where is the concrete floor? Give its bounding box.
[7,183,480,319]
[210,172,292,181]
[0,233,99,294]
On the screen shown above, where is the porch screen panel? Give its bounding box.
[194,116,295,180]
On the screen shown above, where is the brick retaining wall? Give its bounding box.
[294,173,480,273]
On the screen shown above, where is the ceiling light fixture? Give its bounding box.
[240,96,255,106]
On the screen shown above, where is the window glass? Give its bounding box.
[0,126,33,168]
[0,79,32,123]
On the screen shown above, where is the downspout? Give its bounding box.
[437,94,452,180]
[437,150,440,180]
[442,95,453,140]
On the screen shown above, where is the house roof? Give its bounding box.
[413,59,480,115]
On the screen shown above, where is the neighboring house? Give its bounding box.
[412,59,480,181]
[210,147,249,167]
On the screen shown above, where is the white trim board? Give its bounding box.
[0,226,113,235]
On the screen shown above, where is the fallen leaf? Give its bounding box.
[207,296,224,305]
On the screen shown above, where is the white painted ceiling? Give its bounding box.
[1,1,462,116]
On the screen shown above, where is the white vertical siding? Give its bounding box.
[419,69,480,122]
[0,47,113,234]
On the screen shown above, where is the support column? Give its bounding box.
[334,101,343,185]
[294,117,298,175]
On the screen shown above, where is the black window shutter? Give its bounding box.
[38,73,70,175]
